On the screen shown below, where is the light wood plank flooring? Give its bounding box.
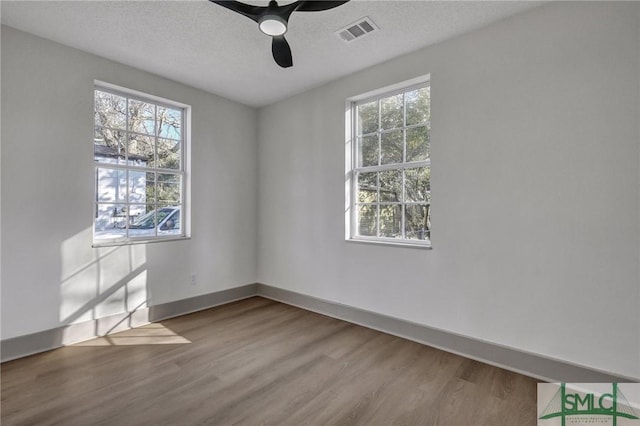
[1,297,538,425]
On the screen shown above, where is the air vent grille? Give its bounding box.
[336,17,378,43]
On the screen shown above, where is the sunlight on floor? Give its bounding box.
[72,323,191,346]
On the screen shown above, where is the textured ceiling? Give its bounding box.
[1,0,544,107]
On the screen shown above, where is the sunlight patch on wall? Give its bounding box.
[60,226,148,325]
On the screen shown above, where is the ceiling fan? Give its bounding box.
[208,0,350,68]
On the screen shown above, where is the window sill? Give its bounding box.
[92,235,190,248]
[346,237,432,250]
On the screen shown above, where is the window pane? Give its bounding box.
[127,205,158,238]
[128,135,154,165]
[379,170,402,202]
[405,167,430,202]
[94,127,125,165]
[379,205,401,238]
[127,204,146,222]
[357,172,378,203]
[157,106,181,139]
[358,135,378,167]
[129,170,148,204]
[406,87,430,126]
[156,138,181,170]
[357,101,378,135]
[94,91,126,129]
[381,130,403,165]
[357,204,377,237]
[146,172,156,204]
[157,173,181,204]
[96,168,126,203]
[94,204,128,240]
[405,204,430,240]
[380,94,403,130]
[128,99,156,135]
[406,125,430,162]
[157,205,182,235]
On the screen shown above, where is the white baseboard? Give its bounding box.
[2,282,636,384]
[255,283,638,383]
[0,284,257,362]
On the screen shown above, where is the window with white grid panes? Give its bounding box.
[350,82,431,246]
[93,85,187,246]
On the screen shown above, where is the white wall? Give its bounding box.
[1,26,258,339]
[638,2,640,382]
[2,2,639,380]
[257,2,640,379]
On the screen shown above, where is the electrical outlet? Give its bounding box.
[190,274,197,285]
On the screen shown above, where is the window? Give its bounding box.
[93,84,188,246]
[348,78,431,247]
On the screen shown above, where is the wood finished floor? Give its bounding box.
[1,297,538,425]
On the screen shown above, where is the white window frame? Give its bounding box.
[92,81,191,247]
[346,75,431,248]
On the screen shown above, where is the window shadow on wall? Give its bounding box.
[59,226,149,341]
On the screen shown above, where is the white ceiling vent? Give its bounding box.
[336,17,378,43]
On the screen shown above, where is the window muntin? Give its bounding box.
[93,86,186,245]
[350,83,431,246]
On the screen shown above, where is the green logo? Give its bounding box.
[539,383,639,426]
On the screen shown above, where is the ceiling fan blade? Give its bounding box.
[295,1,350,12]
[272,36,293,68]
[208,0,265,22]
